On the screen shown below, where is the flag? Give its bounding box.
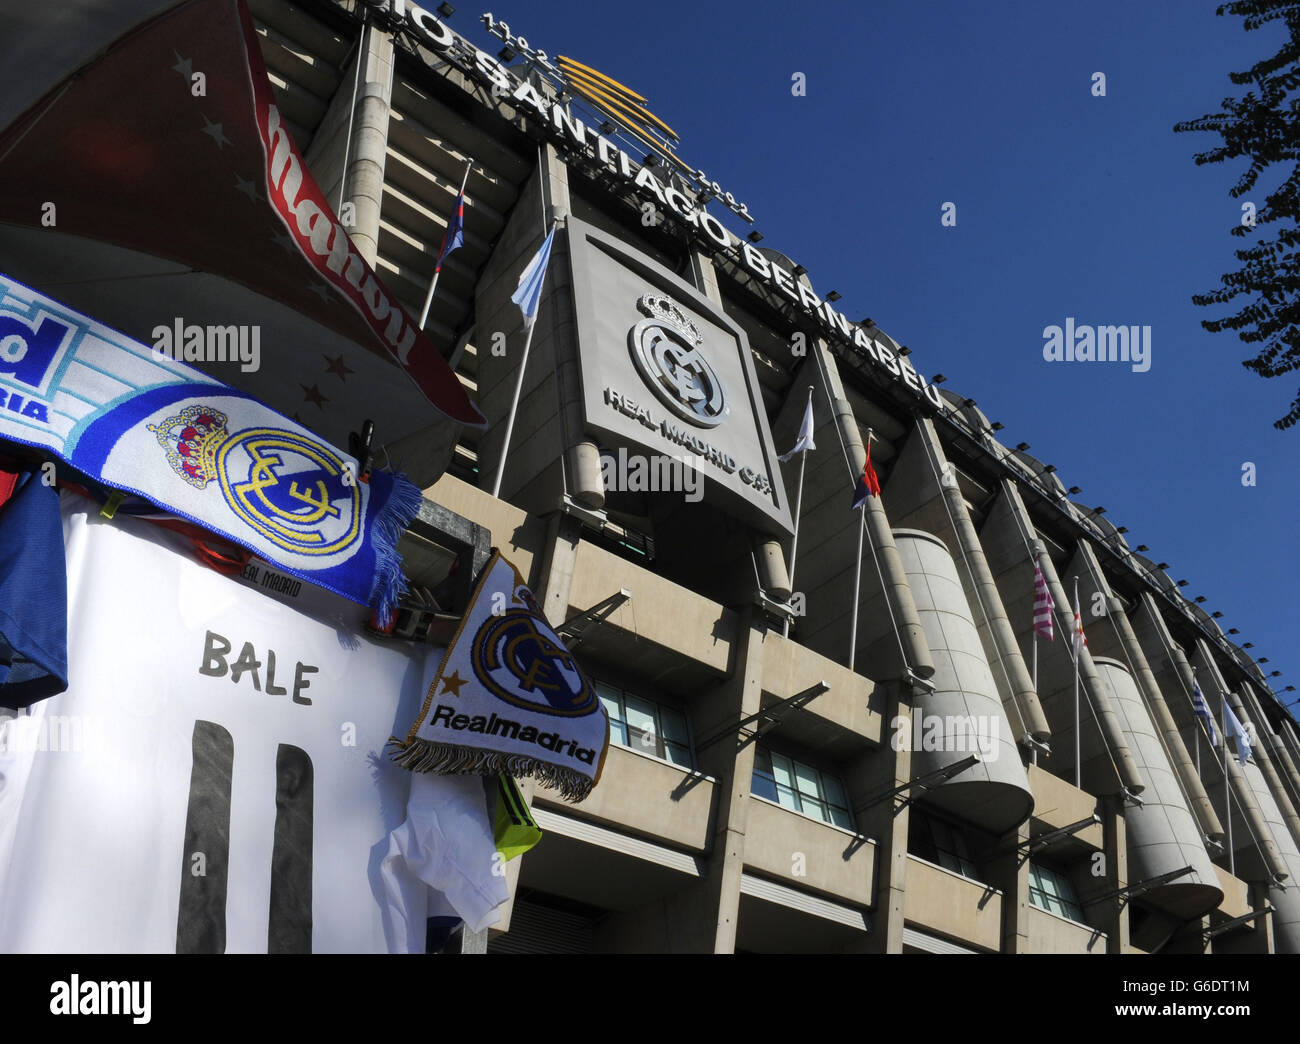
[0,0,486,429]
[511,228,557,328]
[850,441,882,509]
[391,548,609,801]
[1224,700,1253,766]
[1192,681,1219,747]
[1071,581,1088,657]
[778,398,816,462]
[1032,563,1054,641]
[435,190,465,271]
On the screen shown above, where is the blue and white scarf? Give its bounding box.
[0,273,419,621]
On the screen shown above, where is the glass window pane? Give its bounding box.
[660,707,689,746]
[770,753,795,790]
[751,768,778,802]
[624,695,656,735]
[754,747,773,777]
[597,688,623,723]
[608,720,628,747]
[775,783,800,812]
[793,761,822,799]
[664,741,692,768]
[829,805,853,830]
[822,774,848,810]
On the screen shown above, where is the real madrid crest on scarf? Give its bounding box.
[391,550,609,802]
[0,273,420,622]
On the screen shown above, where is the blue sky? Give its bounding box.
[479,0,1298,714]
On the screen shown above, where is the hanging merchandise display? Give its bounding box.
[0,495,522,953]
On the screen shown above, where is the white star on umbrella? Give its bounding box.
[171,51,193,82]
[200,115,231,149]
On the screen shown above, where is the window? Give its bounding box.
[751,747,853,830]
[910,810,981,881]
[1028,862,1085,922]
[596,682,691,768]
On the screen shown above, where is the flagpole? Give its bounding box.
[1073,575,1081,789]
[849,509,865,671]
[419,156,474,331]
[1224,691,1235,875]
[492,221,556,499]
[782,384,815,638]
[848,427,872,671]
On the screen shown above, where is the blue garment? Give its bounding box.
[0,471,68,709]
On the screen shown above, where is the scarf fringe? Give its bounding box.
[369,471,422,629]
[387,736,594,803]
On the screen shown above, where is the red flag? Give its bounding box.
[850,440,881,509]
[0,0,485,429]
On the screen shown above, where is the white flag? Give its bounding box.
[779,398,816,462]
[1224,700,1253,766]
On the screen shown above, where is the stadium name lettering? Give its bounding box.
[358,0,944,411]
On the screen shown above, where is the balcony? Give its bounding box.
[743,796,876,906]
[566,538,739,687]
[534,743,716,853]
[903,855,1003,952]
[1024,905,1106,954]
[759,629,885,751]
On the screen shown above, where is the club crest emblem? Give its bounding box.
[471,599,598,717]
[148,404,229,488]
[150,406,362,556]
[628,293,728,428]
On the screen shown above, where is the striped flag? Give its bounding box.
[1071,580,1088,657]
[1192,681,1219,747]
[434,189,465,272]
[1033,564,1054,641]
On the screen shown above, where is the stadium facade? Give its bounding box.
[15,0,1300,954]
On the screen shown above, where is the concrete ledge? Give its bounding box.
[535,743,716,853]
[759,629,884,746]
[743,796,876,906]
[1027,764,1104,850]
[1024,905,1107,954]
[903,855,1003,952]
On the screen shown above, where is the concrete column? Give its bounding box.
[1226,684,1300,852]
[815,347,932,680]
[991,820,1031,953]
[1190,641,1290,883]
[1071,542,1223,841]
[977,481,1143,795]
[687,609,767,953]
[846,681,913,953]
[1013,520,1144,796]
[891,417,1048,741]
[1239,684,1300,817]
[1100,795,1129,954]
[303,22,396,267]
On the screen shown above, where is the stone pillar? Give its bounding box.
[1071,542,1223,841]
[304,22,396,267]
